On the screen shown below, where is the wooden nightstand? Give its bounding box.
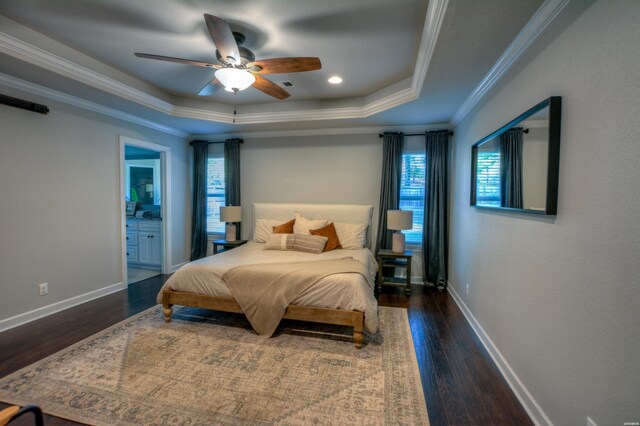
[212,239,247,255]
[376,249,412,295]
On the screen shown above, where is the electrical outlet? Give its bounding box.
[465,282,470,296]
[38,282,48,296]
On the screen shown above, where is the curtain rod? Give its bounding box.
[378,130,454,138]
[189,139,243,146]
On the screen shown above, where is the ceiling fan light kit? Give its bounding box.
[134,13,322,100]
[215,68,256,92]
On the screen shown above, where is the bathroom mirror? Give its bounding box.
[125,159,161,205]
[470,96,561,215]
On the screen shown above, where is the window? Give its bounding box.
[476,152,501,206]
[400,153,425,244]
[206,157,225,233]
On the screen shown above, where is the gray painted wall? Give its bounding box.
[0,88,191,322]
[449,1,640,424]
[239,134,383,244]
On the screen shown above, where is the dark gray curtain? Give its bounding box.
[375,132,404,254]
[190,140,208,260]
[423,131,450,288]
[224,138,242,240]
[499,128,524,209]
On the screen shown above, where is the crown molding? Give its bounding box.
[363,87,418,117]
[194,123,450,140]
[0,0,448,126]
[0,73,188,138]
[172,105,234,123]
[235,105,366,124]
[412,0,449,94]
[0,31,174,114]
[449,0,574,126]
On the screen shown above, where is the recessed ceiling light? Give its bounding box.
[328,76,343,84]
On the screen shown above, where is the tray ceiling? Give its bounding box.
[0,0,549,135]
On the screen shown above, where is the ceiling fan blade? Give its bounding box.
[248,57,322,74]
[204,14,240,65]
[134,52,221,69]
[198,78,222,96]
[252,75,290,100]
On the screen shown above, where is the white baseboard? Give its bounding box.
[0,282,125,333]
[447,282,552,426]
[171,262,188,272]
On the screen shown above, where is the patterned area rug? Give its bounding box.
[0,306,428,425]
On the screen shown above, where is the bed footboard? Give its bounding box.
[162,289,366,348]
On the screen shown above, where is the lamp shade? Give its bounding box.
[215,68,256,92]
[387,210,413,230]
[220,206,242,222]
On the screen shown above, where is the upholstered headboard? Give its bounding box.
[252,202,374,247]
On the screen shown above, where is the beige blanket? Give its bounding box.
[223,257,369,337]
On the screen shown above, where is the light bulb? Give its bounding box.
[215,68,256,92]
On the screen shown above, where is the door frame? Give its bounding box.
[119,135,172,287]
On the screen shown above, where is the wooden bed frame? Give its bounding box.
[162,289,365,348]
[161,203,374,349]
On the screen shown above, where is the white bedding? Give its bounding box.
[158,242,379,332]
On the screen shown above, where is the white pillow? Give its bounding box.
[253,219,281,243]
[334,222,368,249]
[293,212,328,235]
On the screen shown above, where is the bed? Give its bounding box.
[158,203,379,348]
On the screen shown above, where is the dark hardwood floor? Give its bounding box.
[0,277,531,425]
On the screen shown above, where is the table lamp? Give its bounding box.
[220,206,242,241]
[387,210,413,253]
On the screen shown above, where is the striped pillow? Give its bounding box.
[292,234,328,254]
[264,234,328,254]
[264,233,294,250]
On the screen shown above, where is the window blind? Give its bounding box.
[206,157,225,233]
[400,153,425,244]
[476,152,501,206]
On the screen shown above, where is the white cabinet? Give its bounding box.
[126,220,139,263]
[126,246,138,263]
[126,219,162,269]
[138,231,162,265]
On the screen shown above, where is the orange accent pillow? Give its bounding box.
[310,223,342,252]
[272,219,295,234]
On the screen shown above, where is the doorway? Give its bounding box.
[119,136,171,287]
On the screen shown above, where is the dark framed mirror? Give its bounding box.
[470,96,561,215]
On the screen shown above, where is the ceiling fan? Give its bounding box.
[135,14,321,100]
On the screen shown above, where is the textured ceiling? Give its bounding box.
[0,0,545,135]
